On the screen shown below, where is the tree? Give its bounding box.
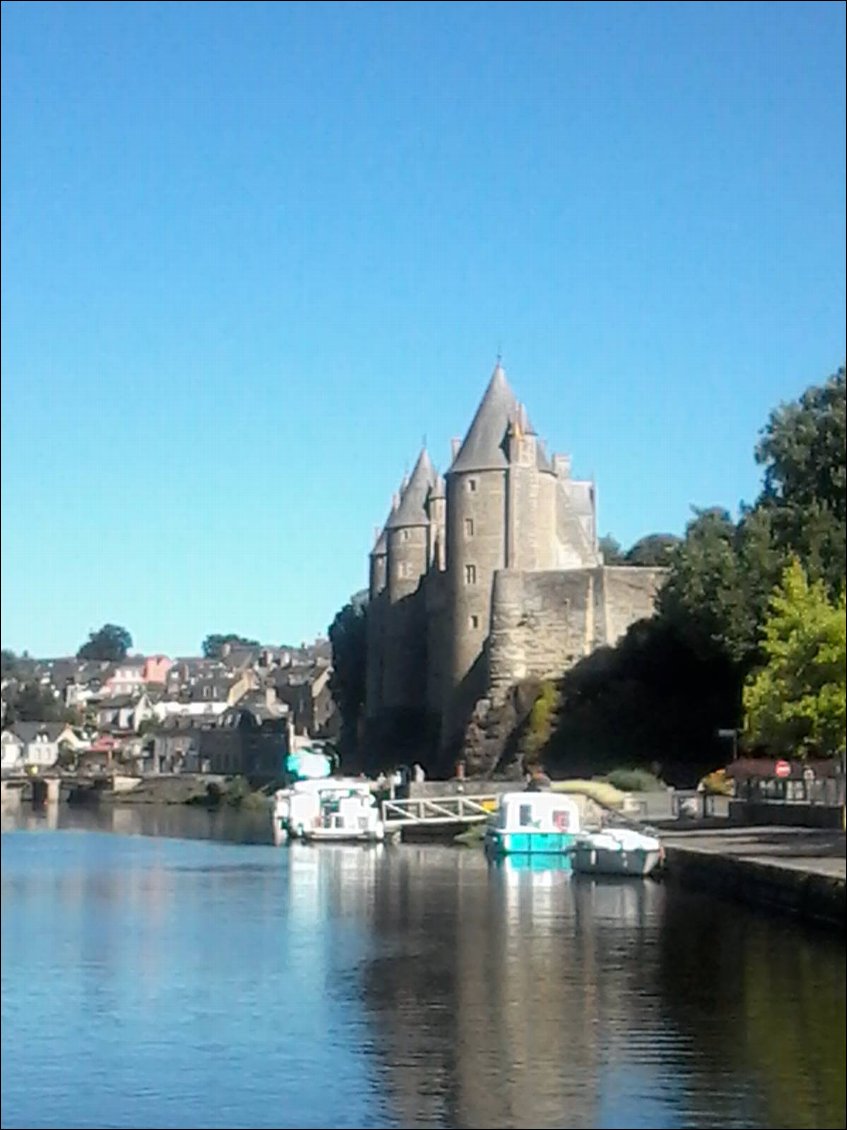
[656,506,784,668]
[755,367,846,592]
[201,634,260,659]
[328,591,368,756]
[625,533,681,567]
[77,624,133,662]
[599,535,624,564]
[743,559,846,757]
[1,649,18,679]
[4,682,69,724]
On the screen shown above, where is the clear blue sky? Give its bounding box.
[2,0,845,658]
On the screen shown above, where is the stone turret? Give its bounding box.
[444,361,519,738]
[426,473,447,570]
[365,499,397,720]
[369,525,388,599]
[382,449,436,712]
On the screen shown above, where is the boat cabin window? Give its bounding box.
[552,809,571,831]
[519,804,535,827]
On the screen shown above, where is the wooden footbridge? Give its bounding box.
[381,794,499,831]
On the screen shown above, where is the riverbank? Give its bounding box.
[75,773,270,809]
[662,826,846,931]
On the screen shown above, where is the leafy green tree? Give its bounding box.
[599,535,624,564]
[657,506,784,668]
[625,533,681,566]
[201,633,260,659]
[4,682,69,724]
[755,367,846,591]
[328,591,368,755]
[657,508,745,660]
[77,624,133,662]
[743,559,846,757]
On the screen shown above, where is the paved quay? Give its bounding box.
[658,823,846,929]
[661,824,846,879]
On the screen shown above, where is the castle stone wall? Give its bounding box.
[488,566,666,705]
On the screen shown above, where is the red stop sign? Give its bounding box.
[775,759,791,779]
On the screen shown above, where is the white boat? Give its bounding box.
[484,792,582,857]
[569,826,664,877]
[272,778,385,845]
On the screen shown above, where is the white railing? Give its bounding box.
[381,794,498,828]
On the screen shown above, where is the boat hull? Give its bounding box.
[302,826,385,844]
[570,845,661,877]
[485,829,576,857]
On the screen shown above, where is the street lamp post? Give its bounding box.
[717,728,738,762]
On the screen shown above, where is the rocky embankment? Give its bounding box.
[76,774,269,809]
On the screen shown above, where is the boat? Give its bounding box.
[483,791,581,857]
[303,779,385,844]
[568,826,664,877]
[272,778,385,845]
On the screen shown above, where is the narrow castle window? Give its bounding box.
[464,518,474,537]
[401,529,410,541]
[465,564,477,585]
[469,614,480,629]
[467,478,477,492]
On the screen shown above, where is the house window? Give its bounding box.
[467,479,477,492]
[464,518,474,537]
[469,614,480,630]
[464,564,477,585]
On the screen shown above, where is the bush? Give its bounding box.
[699,768,734,796]
[550,779,627,809]
[521,680,560,763]
[600,767,664,793]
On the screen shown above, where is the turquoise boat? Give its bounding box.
[484,792,581,857]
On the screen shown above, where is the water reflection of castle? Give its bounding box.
[359,854,666,1129]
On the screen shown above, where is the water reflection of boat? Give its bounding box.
[571,873,663,928]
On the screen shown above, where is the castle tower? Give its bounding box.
[369,525,389,599]
[444,362,519,736]
[365,503,395,720]
[381,448,436,712]
[426,473,447,571]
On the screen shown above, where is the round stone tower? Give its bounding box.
[381,449,435,712]
[364,514,392,721]
[444,362,518,739]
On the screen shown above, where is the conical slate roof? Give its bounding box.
[450,362,550,474]
[371,527,388,555]
[450,362,516,473]
[385,449,436,529]
[429,473,446,501]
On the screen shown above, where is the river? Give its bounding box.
[1,803,844,1130]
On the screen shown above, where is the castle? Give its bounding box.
[365,361,664,768]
